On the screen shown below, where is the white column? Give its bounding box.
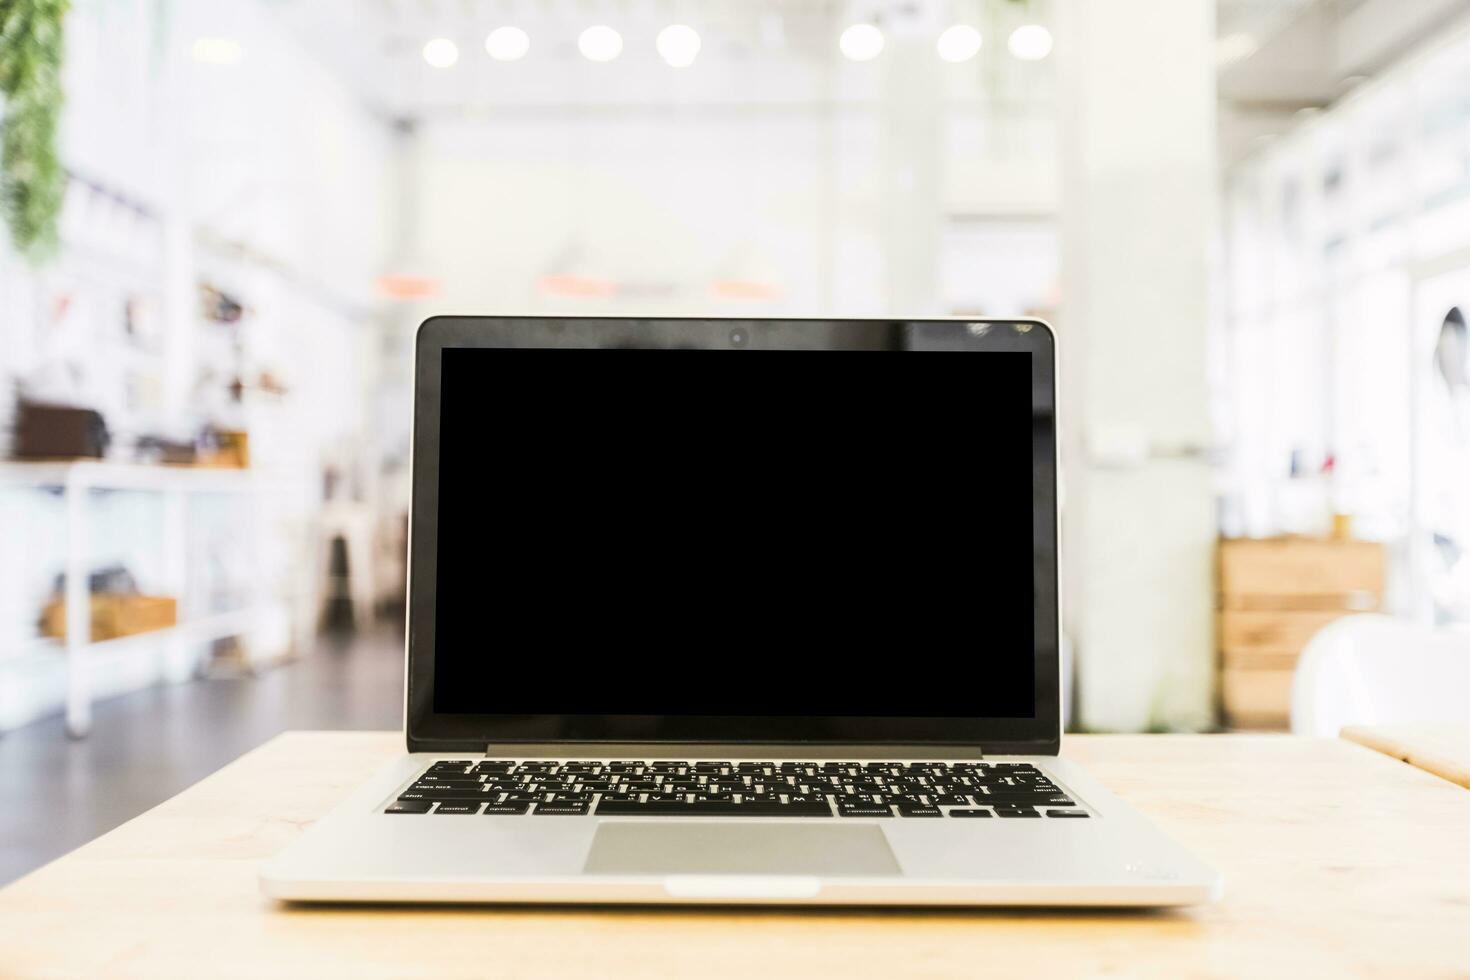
[880,36,944,316]
[1058,0,1219,731]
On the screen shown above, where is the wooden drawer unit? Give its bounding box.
[1218,538,1384,611]
[1217,538,1386,730]
[1219,668,1298,730]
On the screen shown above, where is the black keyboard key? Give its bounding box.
[385,800,432,814]
[972,789,1052,802]
[930,794,971,807]
[995,807,1041,818]
[595,799,831,817]
[482,803,531,815]
[1046,810,1089,818]
[470,762,515,775]
[896,805,942,818]
[536,802,592,815]
[434,803,482,814]
[948,808,993,818]
[398,789,489,802]
[838,804,893,817]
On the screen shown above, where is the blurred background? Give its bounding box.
[4,0,1470,881]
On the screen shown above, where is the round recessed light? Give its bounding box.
[485,26,530,62]
[657,24,701,68]
[840,23,884,62]
[423,37,460,68]
[579,25,623,62]
[1007,24,1053,61]
[936,24,983,63]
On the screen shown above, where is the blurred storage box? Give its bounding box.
[1217,538,1385,730]
[197,429,250,469]
[13,401,110,459]
[41,595,179,642]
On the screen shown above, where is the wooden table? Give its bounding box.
[1343,724,1470,791]
[4,733,1470,978]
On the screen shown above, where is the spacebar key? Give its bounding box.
[595,799,832,817]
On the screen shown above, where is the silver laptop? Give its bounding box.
[261,316,1221,906]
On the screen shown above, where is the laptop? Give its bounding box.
[261,315,1222,906]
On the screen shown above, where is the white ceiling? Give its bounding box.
[1214,0,1470,164]
[1217,0,1319,51]
[262,0,1057,118]
[263,0,1469,174]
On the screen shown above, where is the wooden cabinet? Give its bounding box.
[1217,538,1386,730]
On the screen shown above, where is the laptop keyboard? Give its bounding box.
[385,760,1089,818]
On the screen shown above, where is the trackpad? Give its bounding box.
[583,822,901,877]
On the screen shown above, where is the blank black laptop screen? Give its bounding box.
[433,347,1034,719]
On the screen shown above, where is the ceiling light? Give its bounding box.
[936,24,982,63]
[485,26,530,62]
[579,25,623,62]
[191,37,242,66]
[657,24,701,68]
[1007,24,1052,61]
[423,38,459,68]
[840,23,884,62]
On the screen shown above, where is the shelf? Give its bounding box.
[0,461,269,494]
[0,460,311,737]
[9,608,262,658]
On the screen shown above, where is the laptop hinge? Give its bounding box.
[483,745,986,759]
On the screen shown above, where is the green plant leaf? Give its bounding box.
[0,0,70,261]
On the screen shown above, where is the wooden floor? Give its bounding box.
[0,625,405,885]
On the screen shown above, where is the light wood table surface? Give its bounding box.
[1342,724,1470,791]
[4,732,1470,979]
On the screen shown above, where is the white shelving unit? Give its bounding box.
[0,461,294,737]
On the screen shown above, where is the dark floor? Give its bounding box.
[0,625,405,885]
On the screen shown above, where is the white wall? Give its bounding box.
[400,103,1055,320]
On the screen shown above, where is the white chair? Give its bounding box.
[1291,613,1470,736]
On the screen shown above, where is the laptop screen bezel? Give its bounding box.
[405,316,1061,755]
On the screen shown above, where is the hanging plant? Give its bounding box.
[0,0,69,260]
